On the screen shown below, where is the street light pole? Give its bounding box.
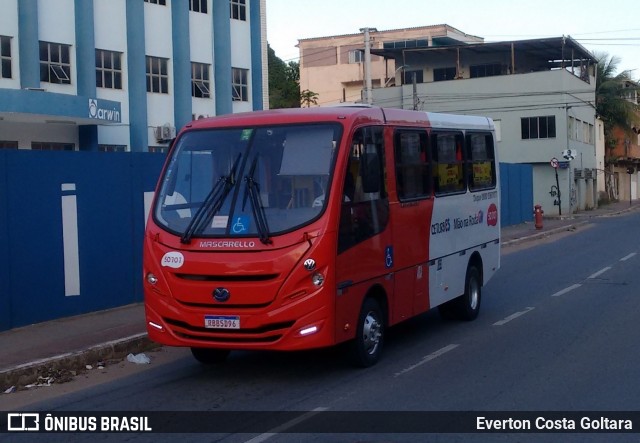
[360,27,377,105]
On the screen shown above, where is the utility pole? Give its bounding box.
[360,27,377,105]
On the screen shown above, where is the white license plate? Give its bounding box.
[204,315,240,329]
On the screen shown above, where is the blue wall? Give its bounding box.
[500,163,534,227]
[0,151,165,331]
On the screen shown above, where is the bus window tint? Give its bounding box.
[466,132,497,191]
[432,132,465,195]
[338,126,389,253]
[394,130,430,200]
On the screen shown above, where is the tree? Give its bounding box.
[595,53,640,142]
[300,89,319,107]
[267,45,301,109]
[594,53,640,199]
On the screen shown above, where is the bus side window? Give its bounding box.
[466,132,497,191]
[432,131,465,196]
[394,129,430,200]
[338,126,389,254]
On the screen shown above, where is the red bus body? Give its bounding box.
[143,106,500,364]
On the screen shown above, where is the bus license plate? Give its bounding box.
[204,315,240,330]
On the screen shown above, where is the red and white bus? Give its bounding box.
[143,106,500,367]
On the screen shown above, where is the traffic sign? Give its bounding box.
[550,157,559,169]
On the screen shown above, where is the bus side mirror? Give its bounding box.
[361,149,381,193]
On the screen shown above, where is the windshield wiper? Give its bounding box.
[180,153,242,244]
[242,156,272,245]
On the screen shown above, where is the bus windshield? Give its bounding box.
[154,123,342,243]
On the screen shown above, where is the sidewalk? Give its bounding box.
[2,199,639,392]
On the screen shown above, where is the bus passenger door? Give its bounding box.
[390,129,432,322]
[335,126,392,341]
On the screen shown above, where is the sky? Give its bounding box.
[266,0,639,77]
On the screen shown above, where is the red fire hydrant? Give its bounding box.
[534,204,544,230]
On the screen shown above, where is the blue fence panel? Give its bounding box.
[0,151,165,331]
[500,163,533,227]
[0,151,10,330]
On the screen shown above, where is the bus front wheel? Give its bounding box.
[350,298,385,368]
[190,347,230,364]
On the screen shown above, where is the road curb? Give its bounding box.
[1,334,160,392]
[502,220,589,247]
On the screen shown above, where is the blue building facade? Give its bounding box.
[0,0,267,152]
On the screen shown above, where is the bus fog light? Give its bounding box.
[311,272,325,286]
[299,325,318,336]
[146,273,159,285]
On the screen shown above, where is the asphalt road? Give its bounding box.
[5,210,640,443]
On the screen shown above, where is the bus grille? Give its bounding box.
[164,318,295,344]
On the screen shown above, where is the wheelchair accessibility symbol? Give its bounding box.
[231,216,250,234]
[385,246,394,269]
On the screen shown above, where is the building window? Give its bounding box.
[348,50,363,64]
[403,70,424,84]
[232,67,248,101]
[96,49,123,90]
[39,41,71,84]
[230,0,246,21]
[99,144,127,152]
[0,141,18,149]
[32,142,75,151]
[149,146,169,154]
[433,67,456,82]
[191,62,211,98]
[470,63,502,78]
[144,0,166,5]
[190,0,207,13]
[146,56,169,94]
[1,36,12,79]
[521,116,556,140]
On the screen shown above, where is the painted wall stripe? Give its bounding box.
[551,283,581,297]
[493,307,535,326]
[394,344,459,377]
[61,184,80,297]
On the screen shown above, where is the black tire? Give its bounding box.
[349,298,385,368]
[190,348,230,364]
[438,265,481,321]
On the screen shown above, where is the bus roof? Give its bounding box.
[184,106,494,132]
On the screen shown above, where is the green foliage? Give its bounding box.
[595,53,640,140]
[300,89,319,108]
[268,45,301,109]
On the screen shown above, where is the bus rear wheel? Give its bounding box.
[190,348,230,364]
[350,298,385,368]
[439,265,481,321]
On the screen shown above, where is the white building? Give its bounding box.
[0,0,268,152]
[371,37,600,214]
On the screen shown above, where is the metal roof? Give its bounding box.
[371,36,597,65]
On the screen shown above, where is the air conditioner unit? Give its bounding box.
[584,169,593,180]
[162,125,176,139]
[153,126,163,141]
